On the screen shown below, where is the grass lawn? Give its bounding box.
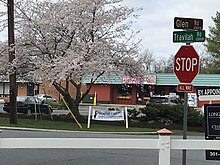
[0,116,203,135]
[0,116,157,133]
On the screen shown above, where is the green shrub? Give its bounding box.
[188,108,203,126]
[127,108,140,119]
[46,101,66,110]
[139,104,203,127]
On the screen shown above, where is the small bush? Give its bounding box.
[188,108,203,126]
[127,108,140,120]
[46,101,66,110]
[139,104,203,127]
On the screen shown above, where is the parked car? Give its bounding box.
[146,95,182,105]
[3,96,53,115]
[34,94,57,103]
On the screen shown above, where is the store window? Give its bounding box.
[117,84,132,99]
[136,85,155,103]
[170,86,177,93]
[0,82,10,97]
[27,83,34,96]
[156,86,165,95]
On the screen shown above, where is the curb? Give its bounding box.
[79,103,145,109]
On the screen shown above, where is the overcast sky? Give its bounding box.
[123,0,220,58]
[0,0,219,59]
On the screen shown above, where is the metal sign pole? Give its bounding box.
[173,17,203,165]
[182,42,190,165]
[182,92,188,165]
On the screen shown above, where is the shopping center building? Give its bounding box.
[1,73,220,108]
[82,73,220,108]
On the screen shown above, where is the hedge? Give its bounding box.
[134,104,203,127]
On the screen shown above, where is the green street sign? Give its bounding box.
[173,30,205,43]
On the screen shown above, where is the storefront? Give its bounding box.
[83,73,220,107]
[83,74,158,105]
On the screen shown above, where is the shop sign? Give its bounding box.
[143,75,156,85]
[204,104,220,160]
[197,87,220,96]
[122,75,143,84]
[196,87,220,101]
[204,104,220,138]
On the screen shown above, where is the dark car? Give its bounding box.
[3,96,53,115]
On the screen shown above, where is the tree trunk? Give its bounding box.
[63,93,79,116]
[52,81,84,120]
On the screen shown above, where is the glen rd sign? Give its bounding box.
[174,45,199,83]
[174,17,203,30]
[173,30,205,43]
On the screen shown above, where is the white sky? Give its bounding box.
[0,0,219,58]
[123,0,220,58]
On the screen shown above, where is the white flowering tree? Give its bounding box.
[0,0,145,119]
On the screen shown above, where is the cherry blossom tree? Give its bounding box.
[0,0,145,119]
[0,42,8,76]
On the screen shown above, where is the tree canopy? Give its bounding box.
[0,0,146,117]
[10,0,143,81]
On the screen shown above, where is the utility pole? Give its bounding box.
[8,0,17,124]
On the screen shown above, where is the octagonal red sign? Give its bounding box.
[174,45,199,83]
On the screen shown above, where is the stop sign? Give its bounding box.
[174,45,199,83]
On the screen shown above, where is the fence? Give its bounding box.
[0,128,220,165]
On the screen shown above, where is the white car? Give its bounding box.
[34,94,57,103]
[146,96,182,105]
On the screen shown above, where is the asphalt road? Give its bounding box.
[0,103,87,115]
[0,129,219,165]
[0,104,218,164]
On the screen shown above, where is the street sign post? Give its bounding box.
[173,30,205,43]
[174,45,199,83]
[174,17,203,30]
[173,17,203,165]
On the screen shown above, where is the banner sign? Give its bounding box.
[87,106,128,128]
[92,110,124,121]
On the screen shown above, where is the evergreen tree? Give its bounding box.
[205,12,220,73]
